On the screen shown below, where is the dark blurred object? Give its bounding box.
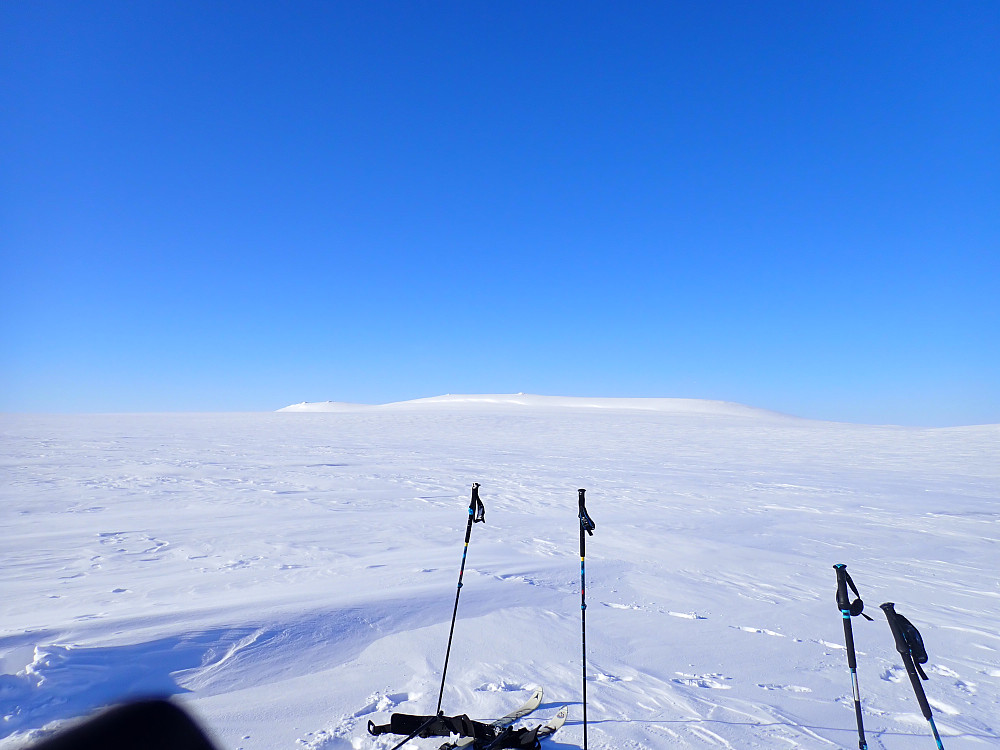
[31,700,219,750]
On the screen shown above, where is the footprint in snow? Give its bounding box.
[734,626,785,637]
[757,683,811,693]
[299,692,412,750]
[672,672,732,690]
[816,639,845,650]
[952,679,977,694]
[930,664,959,678]
[353,691,412,717]
[295,728,353,750]
[927,697,961,716]
[667,611,708,620]
[881,666,905,683]
[528,538,560,557]
[593,672,627,683]
[476,680,525,693]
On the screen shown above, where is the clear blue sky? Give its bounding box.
[2,1,997,424]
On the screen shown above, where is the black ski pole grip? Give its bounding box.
[467,482,483,538]
[881,602,908,655]
[578,489,595,551]
[834,564,851,612]
[881,602,934,721]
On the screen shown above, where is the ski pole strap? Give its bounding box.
[470,483,486,524]
[881,603,931,680]
[578,489,595,536]
[833,564,873,620]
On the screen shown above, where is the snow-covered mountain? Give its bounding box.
[2,399,997,749]
[277,394,790,420]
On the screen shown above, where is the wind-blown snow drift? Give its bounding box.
[1,399,998,750]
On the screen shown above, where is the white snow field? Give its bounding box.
[1,395,998,750]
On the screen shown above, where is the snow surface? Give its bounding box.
[2,396,998,749]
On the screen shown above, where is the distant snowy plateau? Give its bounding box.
[2,395,998,749]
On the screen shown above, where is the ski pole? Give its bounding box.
[880,602,945,749]
[436,483,486,715]
[578,488,595,750]
[833,564,872,750]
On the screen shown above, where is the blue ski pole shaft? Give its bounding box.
[928,717,945,750]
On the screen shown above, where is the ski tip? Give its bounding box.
[514,687,543,714]
[527,687,544,709]
[536,706,569,738]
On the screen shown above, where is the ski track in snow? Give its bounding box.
[1,399,999,749]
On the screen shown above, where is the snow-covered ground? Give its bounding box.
[2,395,998,749]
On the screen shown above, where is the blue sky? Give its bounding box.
[2,1,997,424]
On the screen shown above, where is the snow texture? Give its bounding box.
[2,395,998,749]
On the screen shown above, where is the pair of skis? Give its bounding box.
[371,688,566,750]
[833,564,946,750]
[438,689,567,750]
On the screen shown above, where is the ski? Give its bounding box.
[438,688,543,750]
[533,706,569,742]
[473,706,568,750]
